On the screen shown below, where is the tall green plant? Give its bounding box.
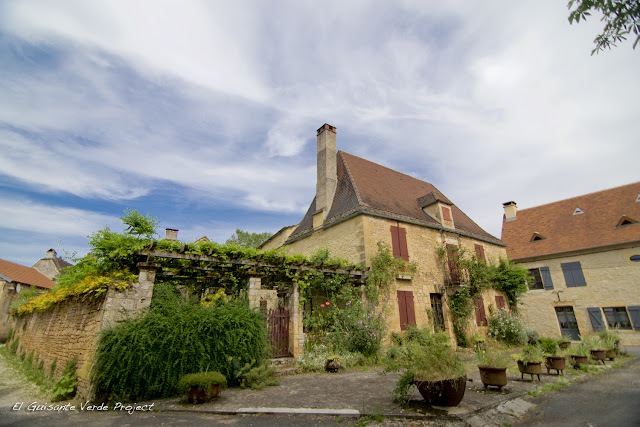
[92,285,267,401]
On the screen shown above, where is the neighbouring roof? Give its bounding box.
[0,258,55,289]
[287,151,503,245]
[501,182,640,261]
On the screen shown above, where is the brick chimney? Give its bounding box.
[165,228,178,240]
[503,201,517,221]
[314,124,337,228]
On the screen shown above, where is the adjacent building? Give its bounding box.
[501,182,640,345]
[0,256,55,341]
[262,124,508,340]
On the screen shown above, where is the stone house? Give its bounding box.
[31,249,72,280]
[261,124,508,341]
[0,257,54,341]
[500,182,640,345]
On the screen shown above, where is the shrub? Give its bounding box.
[177,371,226,394]
[487,307,525,346]
[52,356,78,402]
[92,285,267,401]
[539,337,559,356]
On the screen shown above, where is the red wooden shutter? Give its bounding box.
[390,226,400,258]
[390,225,409,261]
[442,206,452,221]
[474,244,486,261]
[397,291,416,330]
[474,296,487,326]
[398,227,409,261]
[446,244,460,283]
[495,295,505,309]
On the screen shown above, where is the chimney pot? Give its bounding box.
[165,228,179,240]
[503,201,517,221]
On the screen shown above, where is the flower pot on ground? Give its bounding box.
[475,349,509,390]
[513,344,543,381]
[557,335,572,350]
[325,356,341,373]
[539,337,566,375]
[568,343,590,368]
[581,335,606,365]
[177,371,227,404]
[599,330,620,361]
[385,330,466,407]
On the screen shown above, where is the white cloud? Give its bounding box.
[0,196,116,236]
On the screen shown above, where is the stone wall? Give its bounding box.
[518,245,640,345]
[6,270,154,399]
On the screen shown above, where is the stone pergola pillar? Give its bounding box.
[288,282,304,358]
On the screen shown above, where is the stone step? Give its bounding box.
[269,358,302,376]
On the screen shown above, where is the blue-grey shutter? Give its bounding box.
[587,307,606,330]
[628,306,640,331]
[562,262,587,287]
[540,267,554,290]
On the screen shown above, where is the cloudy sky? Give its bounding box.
[1,1,638,267]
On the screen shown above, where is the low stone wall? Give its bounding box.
[6,270,155,399]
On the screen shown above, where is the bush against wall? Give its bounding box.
[92,284,267,401]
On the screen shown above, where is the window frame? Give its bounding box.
[602,307,633,330]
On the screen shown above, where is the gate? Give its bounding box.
[266,308,290,358]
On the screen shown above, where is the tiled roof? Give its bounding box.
[501,182,640,260]
[0,258,55,289]
[288,151,503,245]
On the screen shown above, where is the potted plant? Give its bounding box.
[476,349,509,390]
[568,343,590,367]
[557,335,572,350]
[581,335,606,365]
[599,330,620,361]
[473,335,487,351]
[386,341,467,407]
[325,354,341,373]
[513,345,543,381]
[539,337,566,375]
[177,371,227,404]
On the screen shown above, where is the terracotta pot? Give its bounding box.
[559,341,571,350]
[478,366,507,389]
[606,349,617,361]
[570,354,589,367]
[545,356,566,375]
[414,376,467,407]
[517,361,542,381]
[325,358,341,373]
[187,383,221,404]
[590,349,606,365]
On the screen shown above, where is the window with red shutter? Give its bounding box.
[474,244,486,261]
[446,244,461,284]
[397,290,416,330]
[474,295,487,326]
[495,295,506,309]
[390,225,409,261]
[442,206,452,221]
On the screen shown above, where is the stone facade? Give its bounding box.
[5,269,154,399]
[265,213,509,342]
[517,245,640,345]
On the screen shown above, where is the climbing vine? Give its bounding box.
[438,244,529,346]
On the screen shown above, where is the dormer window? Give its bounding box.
[573,208,584,215]
[441,206,452,222]
[636,194,640,203]
[530,232,547,242]
[616,215,639,228]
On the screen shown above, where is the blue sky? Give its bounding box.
[1,1,639,267]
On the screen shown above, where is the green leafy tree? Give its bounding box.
[568,0,640,54]
[225,229,273,248]
[120,209,158,238]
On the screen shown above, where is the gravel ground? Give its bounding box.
[0,345,51,410]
